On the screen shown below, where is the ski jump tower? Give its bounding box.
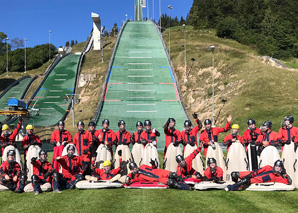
[135,0,144,21]
[91,12,101,50]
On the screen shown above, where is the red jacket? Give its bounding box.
[32,160,54,182]
[246,165,292,185]
[200,122,231,157]
[176,147,201,178]
[86,130,100,145]
[0,119,22,153]
[242,128,261,145]
[50,129,72,145]
[204,167,223,181]
[57,155,83,179]
[93,159,122,180]
[278,126,298,144]
[132,130,143,144]
[141,129,160,146]
[22,134,41,155]
[0,161,22,184]
[115,130,131,146]
[98,129,116,147]
[72,131,92,156]
[223,134,244,153]
[127,165,170,185]
[180,119,202,152]
[164,128,181,152]
[256,130,280,146]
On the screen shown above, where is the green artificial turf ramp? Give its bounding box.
[30,54,80,127]
[96,21,187,151]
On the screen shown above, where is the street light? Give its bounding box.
[209,45,215,125]
[108,30,111,49]
[152,0,154,20]
[24,38,27,73]
[182,24,187,83]
[168,5,173,56]
[147,0,149,20]
[125,14,128,20]
[49,30,52,61]
[159,0,162,29]
[6,37,9,76]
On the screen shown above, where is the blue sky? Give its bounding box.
[0,0,193,48]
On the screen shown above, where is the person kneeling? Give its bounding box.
[226,160,292,191]
[0,150,25,193]
[55,145,85,190]
[30,150,61,195]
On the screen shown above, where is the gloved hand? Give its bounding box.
[149,159,155,166]
[189,141,195,147]
[285,140,291,145]
[83,148,90,155]
[241,175,251,184]
[292,136,296,142]
[195,172,203,179]
[118,150,122,157]
[192,112,198,119]
[173,141,180,147]
[30,141,38,146]
[31,157,38,164]
[62,141,68,146]
[43,172,50,180]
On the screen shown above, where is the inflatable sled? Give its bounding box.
[2,145,23,169]
[184,144,204,174]
[142,143,160,168]
[76,180,123,190]
[114,145,132,176]
[95,144,113,169]
[24,183,52,193]
[259,146,280,168]
[281,142,295,182]
[247,142,259,171]
[131,143,144,167]
[194,181,229,190]
[26,145,41,178]
[184,178,202,185]
[293,150,298,189]
[206,142,226,179]
[124,182,168,189]
[246,182,295,191]
[225,142,248,181]
[164,143,182,172]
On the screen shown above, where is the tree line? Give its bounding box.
[188,0,298,59]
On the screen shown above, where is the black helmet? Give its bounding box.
[284,116,294,124]
[184,120,192,127]
[77,121,84,127]
[204,119,212,125]
[58,120,65,126]
[176,155,184,164]
[102,119,110,125]
[7,150,16,157]
[247,119,256,126]
[207,158,217,166]
[129,162,138,170]
[169,118,176,123]
[88,121,96,127]
[39,150,47,157]
[118,120,125,127]
[262,121,272,129]
[67,145,76,152]
[136,121,143,127]
[144,120,151,126]
[273,160,285,174]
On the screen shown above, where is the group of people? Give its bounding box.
[0,113,296,193]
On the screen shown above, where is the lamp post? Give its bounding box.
[108,30,111,49]
[152,0,154,20]
[209,45,215,125]
[6,37,9,76]
[24,38,27,73]
[168,5,173,56]
[49,30,52,61]
[159,0,161,29]
[182,24,187,83]
[147,0,149,20]
[125,14,128,20]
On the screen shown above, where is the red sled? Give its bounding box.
[124,182,168,189]
[184,178,202,185]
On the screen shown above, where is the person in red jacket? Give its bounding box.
[278,116,298,152]
[256,121,280,154]
[223,124,244,154]
[115,120,131,146]
[92,150,123,180]
[125,162,190,190]
[55,145,85,190]
[199,115,232,158]
[140,120,160,147]
[132,121,144,145]
[163,118,181,155]
[0,150,25,193]
[86,121,100,158]
[97,119,116,155]
[50,121,72,171]
[31,150,61,194]
[226,160,292,191]
[0,118,23,154]
[175,146,203,179]
[181,113,202,153]
[204,158,223,182]
[242,119,261,150]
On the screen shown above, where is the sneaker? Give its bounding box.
[224,187,229,192]
[53,189,62,193]
[34,191,40,195]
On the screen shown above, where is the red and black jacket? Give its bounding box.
[57,155,84,180]
[242,128,261,145]
[176,147,201,178]
[256,130,280,146]
[32,160,55,182]
[115,130,131,146]
[204,166,223,181]
[22,134,42,155]
[0,161,22,184]
[141,129,160,146]
[0,119,22,152]
[223,134,244,153]
[72,130,92,157]
[132,130,143,144]
[50,129,72,145]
